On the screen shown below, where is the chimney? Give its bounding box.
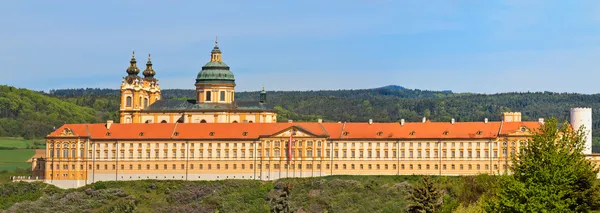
[106,120,114,130]
[368,119,373,125]
[318,119,323,123]
[422,117,427,123]
[484,118,488,124]
[288,120,293,123]
[538,118,545,124]
[451,118,455,124]
[400,119,405,126]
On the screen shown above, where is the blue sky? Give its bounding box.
[1,0,600,94]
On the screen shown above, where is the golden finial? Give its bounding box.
[132,50,135,57]
[148,53,151,60]
[215,36,218,47]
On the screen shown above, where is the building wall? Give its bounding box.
[40,135,533,188]
[135,111,277,124]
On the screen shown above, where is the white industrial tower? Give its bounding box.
[570,108,593,154]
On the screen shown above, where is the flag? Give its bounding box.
[288,130,293,161]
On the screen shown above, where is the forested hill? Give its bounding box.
[0,85,101,139]
[49,85,456,99]
[3,85,600,139]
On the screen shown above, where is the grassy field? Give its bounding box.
[0,137,44,149]
[0,149,35,172]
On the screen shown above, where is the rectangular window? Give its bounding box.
[206,91,212,101]
[220,91,225,101]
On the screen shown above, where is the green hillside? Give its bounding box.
[50,87,600,137]
[0,85,101,139]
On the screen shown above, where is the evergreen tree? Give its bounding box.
[488,118,600,212]
[407,176,443,213]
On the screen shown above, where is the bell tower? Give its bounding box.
[119,51,161,123]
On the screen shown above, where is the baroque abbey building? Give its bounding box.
[119,40,276,124]
[20,42,600,188]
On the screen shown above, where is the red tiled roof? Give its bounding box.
[47,121,540,140]
[499,121,541,135]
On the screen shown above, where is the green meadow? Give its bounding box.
[0,137,39,172]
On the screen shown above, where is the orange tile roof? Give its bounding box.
[499,121,541,135]
[47,121,541,140]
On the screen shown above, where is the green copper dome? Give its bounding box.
[195,61,235,85]
[195,44,235,85]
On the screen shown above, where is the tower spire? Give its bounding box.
[126,50,140,77]
[210,37,222,62]
[143,53,156,80]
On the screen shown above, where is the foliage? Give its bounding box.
[0,181,60,210]
[0,175,498,212]
[0,85,100,139]
[269,182,292,213]
[487,118,600,212]
[406,176,444,213]
[48,87,600,141]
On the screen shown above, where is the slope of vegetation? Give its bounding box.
[1,175,493,213]
[0,85,101,139]
[49,87,600,137]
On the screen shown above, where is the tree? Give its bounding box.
[407,176,444,213]
[487,118,600,212]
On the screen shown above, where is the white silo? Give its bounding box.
[570,108,593,154]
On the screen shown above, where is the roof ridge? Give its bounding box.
[85,124,91,138]
[339,122,347,139]
[317,122,330,137]
[171,122,179,139]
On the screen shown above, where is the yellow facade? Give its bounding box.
[28,120,600,189]
[119,41,277,124]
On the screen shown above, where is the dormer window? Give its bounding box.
[242,132,248,136]
[520,127,526,132]
[376,132,383,136]
[476,130,483,135]
[139,132,144,136]
[174,132,179,136]
[443,131,449,135]
[343,131,350,136]
[209,132,215,136]
[106,132,111,136]
[409,131,416,136]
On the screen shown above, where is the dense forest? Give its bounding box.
[0,86,101,139]
[2,85,600,139]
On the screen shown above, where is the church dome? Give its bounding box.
[143,53,156,80]
[195,41,235,86]
[126,51,140,76]
[195,61,235,85]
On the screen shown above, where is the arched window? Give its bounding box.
[177,117,184,123]
[144,120,151,123]
[126,96,132,107]
[139,97,142,107]
[125,117,132,123]
[200,120,207,123]
[205,91,212,101]
[232,120,238,123]
[144,98,148,108]
[160,120,167,123]
[248,121,253,123]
